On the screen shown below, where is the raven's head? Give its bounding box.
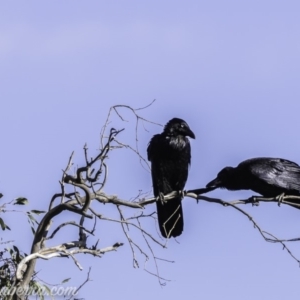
[206,167,234,189]
[163,118,195,139]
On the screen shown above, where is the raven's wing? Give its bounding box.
[244,158,300,192]
[147,134,167,196]
[147,134,190,192]
[147,133,187,238]
[147,134,160,162]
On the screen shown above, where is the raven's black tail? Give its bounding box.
[156,197,183,238]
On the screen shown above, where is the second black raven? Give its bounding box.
[147,118,195,238]
[206,157,300,207]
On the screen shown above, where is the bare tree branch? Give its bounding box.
[16,242,123,280]
[9,102,300,300]
[66,267,92,300]
[45,221,94,241]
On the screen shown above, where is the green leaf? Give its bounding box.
[30,210,46,215]
[30,226,36,235]
[31,281,45,300]
[14,197,28,205]
[0,218,9,231]
[13,246,21,263]
[27,212,39,225]
[0,218,5,230]
[42,284,53,298]
[61,278,71,283]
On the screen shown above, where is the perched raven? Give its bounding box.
[206,157,300,207]
[147,118,195,238]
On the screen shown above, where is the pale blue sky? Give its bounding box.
[1,1,300,299]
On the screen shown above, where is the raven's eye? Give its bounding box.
[180,124,185,128]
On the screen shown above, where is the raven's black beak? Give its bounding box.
[187,186,217,194]
[206,177,221,188]
[186,128,195,139]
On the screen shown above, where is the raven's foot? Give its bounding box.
[276,193,285,207]
[156,192,167,205]
[178,190,186,199]
[250,196,260,206]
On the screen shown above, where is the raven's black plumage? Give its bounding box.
[147,118,195,238]
[206,157,300,207]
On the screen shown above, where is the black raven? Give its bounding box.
[147,118,195,238]
[206,157,300,207]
